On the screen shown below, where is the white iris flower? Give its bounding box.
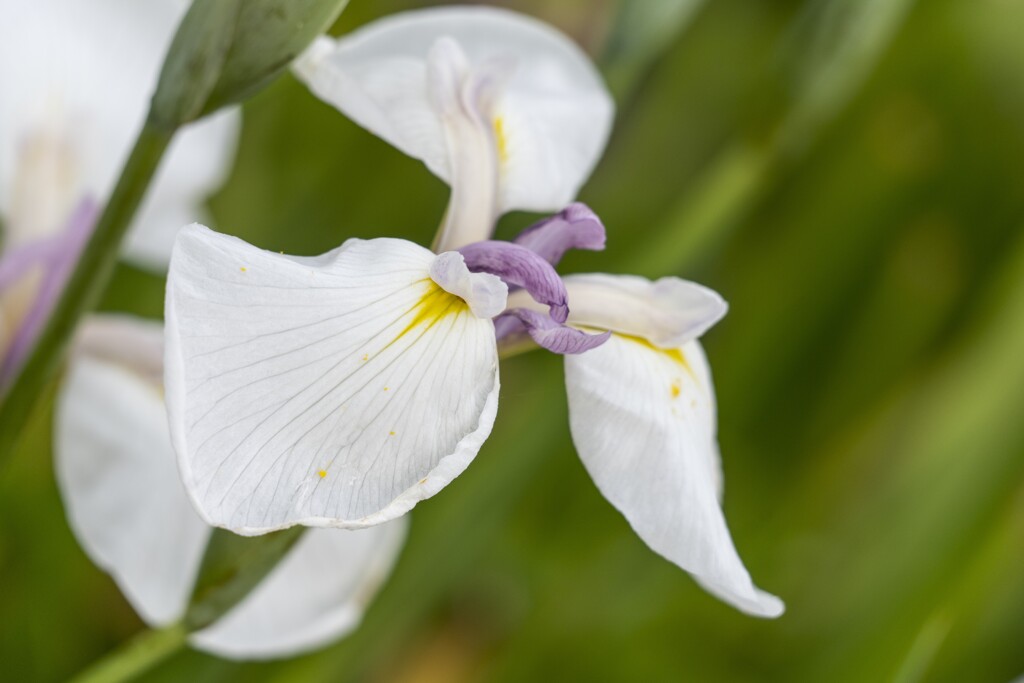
[165,4,782,620]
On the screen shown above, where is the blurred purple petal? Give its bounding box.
[1,197,99,388]
[501,308,610,355]
[459,240,569,322]
[513,203,606,266]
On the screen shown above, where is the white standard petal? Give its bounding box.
[293,6,613,217]
[0,0,238,263]
[191,520,407,659]
[55,314,209,626]
[564,334,783,617]
[165,225,500,535]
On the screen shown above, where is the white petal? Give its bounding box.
[293,6,613,216]
[430,251,507,319]
[191,521,407,659]
[0,0,238,264]
[55,314,209,626]
[553,273,727,348]
[564,334,783,617]
[165,225,500,534]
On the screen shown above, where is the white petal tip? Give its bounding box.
[293,36,338,79]
[430,251,508,319]
[730,587,785,619]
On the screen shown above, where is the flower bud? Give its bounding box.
[150,0,349,129]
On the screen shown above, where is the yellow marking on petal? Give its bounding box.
[620,334,695,377]
[239,266,247,272]
[395,281,468,342]
[494,116,510,164]
[361,354,369,362]
[383,386,389,392]
[318,469,327,479]
[389,430,396,436]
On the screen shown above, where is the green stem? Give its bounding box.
[67,527,304,683]
[68,622,187,683]
[184,526,306,631]
[0,121,174,466]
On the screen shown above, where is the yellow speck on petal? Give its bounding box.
[389,430,396,436]
[239,266,247,272]
[318,469,327,479]
[383,386,389,392]
[361,354,369,362]
[494,116,510,164]
[670,379,682,399]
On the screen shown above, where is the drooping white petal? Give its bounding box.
[192,521,407,659]
[293,6,613,229]
[564,334,783,617]
[0,0,238,265]
[165,225,500,535]
[559,273,728,348]
[55,315,208,626]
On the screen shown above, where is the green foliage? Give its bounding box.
[3,0,1024,681]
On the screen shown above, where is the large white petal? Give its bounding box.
[165,225,500,534]
[293,6,613,216]
[192,521,407,659]
[564,334,783,617]
[55,315,208,626]
[0,0,238,263]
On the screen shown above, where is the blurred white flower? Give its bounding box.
[293,5,614,251]
[0,0,239,385]
[56,314,407,659]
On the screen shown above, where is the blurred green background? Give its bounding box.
[3,0,1024,680]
